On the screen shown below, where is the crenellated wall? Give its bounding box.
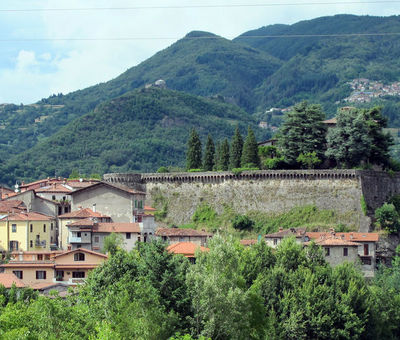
[103,170,400,232]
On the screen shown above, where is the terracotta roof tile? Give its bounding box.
[265,228,306,239]
[156,228,213,237]
[67,218,96,227]
[70,181,145,196]
[35,184,72,193]
[0,200,26,212]
[167,242,209,257]
[306,232,379,242]
[240,239,257,246]
[0,273,26,288]
[307,237,361,247]
[58,208,109,219]
[0,211,54,221]
[94,223,141,233]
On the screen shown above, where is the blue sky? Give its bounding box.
[0,0,399,104]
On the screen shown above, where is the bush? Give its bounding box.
[157,166,169,173]
[232,214,254,231]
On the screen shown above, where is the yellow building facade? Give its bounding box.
[0,212,56,252]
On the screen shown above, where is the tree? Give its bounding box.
[203,134,215,171]
[375,203,400,234]
[361,107,393,167]
[230,126,243,169]
[326,108,371,168]
[296,151,321,169]
[186,128,202,170]
[102,233,124,255]
[219,139,230,171]
[278,101,327,166]
[241,127,260,168]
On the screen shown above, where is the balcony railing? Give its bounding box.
[35,240,46,247]
[69,237,82,243]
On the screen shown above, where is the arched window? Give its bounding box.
[74,252,85,261]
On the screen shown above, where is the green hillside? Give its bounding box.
[0,88,267,185]
[236,15,400,114]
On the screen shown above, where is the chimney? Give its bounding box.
[92,203,96,213]
[279,227,283,232]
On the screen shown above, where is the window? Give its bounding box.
[162,236,167,241]
[30,240,33,248]
[138,237,141,242]
[273,238,278,246]
[126,232,131,239]
[343,248,348,256]
[364,244,369,256]
[36,271,46,280]
[52,195,56,200]
[11,224,16,233]
[361,257,372,265]
[325,248,330,256]
[72,271,85,278]
[134,200,138,208]
[77,232,81,237]
[139,200,143,209]
[43,224,46,233]
[94,236,99,243]
[37,254,43,260]
[51,236,53,243]
[9,241,18,251]
[74,252,85,261]
[58,206,62,215]
[13,270,23,279]
[51,223,53,231]
[30,224,33,232]
[55,270,64,281]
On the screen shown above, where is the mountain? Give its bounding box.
[2,14,400,184]
[235,15,400,113]
[0,88,267,185]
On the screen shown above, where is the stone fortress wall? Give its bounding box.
[104,170,400,232]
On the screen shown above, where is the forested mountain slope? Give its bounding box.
[0,88,264,185]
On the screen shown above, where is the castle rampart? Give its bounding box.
[104,170,400,232]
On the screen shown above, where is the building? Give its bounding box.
[58,208,111,250]
[156,228,212,246]
[305,235,361,268]
[307,231,379,277]
[265,228,306,248]
[69,182,146,223]
[0,273,26,288]
[167,242,209,263]
[0,200,27,214]
[0,212,56,252]
[0,248,107,287]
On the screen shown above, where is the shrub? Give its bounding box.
[375,203,400,234]
[157,166,169,173]
[232,215,254,231]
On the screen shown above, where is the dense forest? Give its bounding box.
[2,15,400,184]
[2,237,400,339]
[0,89,268,185]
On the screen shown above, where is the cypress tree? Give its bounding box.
[220,139,230,171]
[230,126,243,169]
[186,128,202,170]
[214,141,221,171]
[203,134,215,171]
[241,127,260,168]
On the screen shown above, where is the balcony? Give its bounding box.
[35,240,46,247]
[69,237,82,243]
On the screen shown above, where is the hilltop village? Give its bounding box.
[0,171,383,294]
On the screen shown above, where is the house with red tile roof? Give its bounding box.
[265,227,307,248]
[0,211,56,252]
[0,273,26,288]
[0,200,27,214]
[306,231,379,277]
[156,227,213,246]
[70,181,146,224]
[58,208,111,250]
[167,242,209,263]
[0,248,107,287]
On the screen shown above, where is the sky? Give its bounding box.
[0,0,399,104]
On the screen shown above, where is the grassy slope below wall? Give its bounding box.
[157,204,357,239]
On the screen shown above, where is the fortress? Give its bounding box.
[103,170,400,231]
